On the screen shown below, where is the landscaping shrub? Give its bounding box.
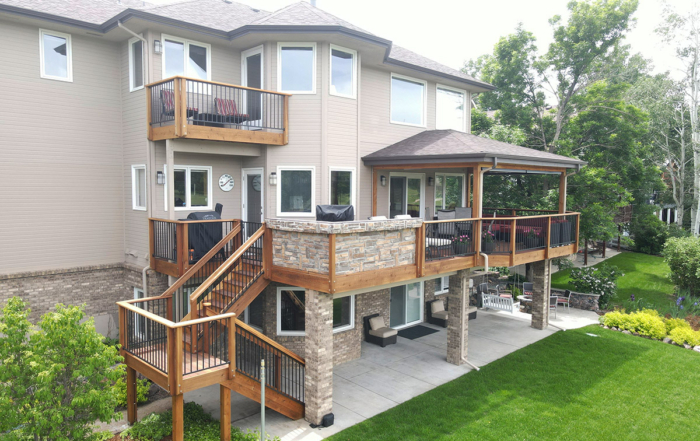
[665,317,691,334]
[552,257,575,271]
[569,263,622,308]
[669,326,700,346]
[630,214,669,255]
[663,237,700,293]
[113,364,150,408]
[601,309,666,339]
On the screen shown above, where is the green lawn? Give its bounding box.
[551,252,675,309]
[327,326,700,441]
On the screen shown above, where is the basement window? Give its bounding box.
[277,287,355,336]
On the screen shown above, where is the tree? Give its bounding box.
[0,298,123,441]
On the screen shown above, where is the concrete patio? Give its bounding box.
[104,307,598,440]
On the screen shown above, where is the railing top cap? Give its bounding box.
[145,75,293,96]
[266,217,423,234]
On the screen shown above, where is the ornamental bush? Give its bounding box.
[663,237,700,294]
[669,327,700,346]
[569,263,622,308]
[630,214,669,255]
[601,309,666,339]
[665,317,691,334]
[113,364,150,408]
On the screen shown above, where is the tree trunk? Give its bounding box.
[584,238,589,266]
[617,225,622,252]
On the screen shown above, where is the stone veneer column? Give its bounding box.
[531,259,551,330]
[304,289,334,425]
[447,269,470,365]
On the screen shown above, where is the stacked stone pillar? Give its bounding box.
[531,259,552,330]
[447,269,470,365]
[304,289,334,425]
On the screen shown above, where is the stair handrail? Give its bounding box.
[236,319,305,364]
[157,222,242,300]
[188,225,266,312]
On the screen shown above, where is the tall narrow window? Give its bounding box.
[435,173,465,212]
[278,43,316,93]
[40,29,72,82]
[129,37,144,91]
[330,168,354,207]
[162,35,211,80]
[436,85,467,132]
[277,167,315,216]
[132,165,147,210]
[330,45,356,98]
[391,74,426,126]
[277,287,355,335]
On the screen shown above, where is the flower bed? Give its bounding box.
[600,309,700,352]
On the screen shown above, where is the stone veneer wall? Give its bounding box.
[268,218,423,276]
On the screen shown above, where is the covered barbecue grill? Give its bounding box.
[185,210,223,262]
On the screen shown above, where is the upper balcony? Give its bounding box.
[146,76,289,146]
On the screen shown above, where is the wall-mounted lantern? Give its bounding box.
[154,39,162,55]
[380,175,386,187]
[269,172,277,186]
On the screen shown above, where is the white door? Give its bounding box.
[242,168,264,223]
[241,45,264,128]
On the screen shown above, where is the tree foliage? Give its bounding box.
[0,298,123,441]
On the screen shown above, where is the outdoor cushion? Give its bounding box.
[431,300,445,313]
[369,316,385,331]
[467,306,477,314]
[394,214,412,219]
[369,327,398,338]
[161,90,198,113]
[215,97,248,117]
[432,311,448,320]
[426,238,452,247]
[499,294,513,299]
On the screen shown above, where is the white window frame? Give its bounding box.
[276,166,316,217]
[163,164,213,211]
[435,84,467,132]
[276,287,355,336]
[329,167,356,209]
[39,29,73,82]
[434,276,449,295]
[161,34,212,81]
[433,172,466,213]
[128,36,145,92]
[131,164,147,211]
[390,282,425,330]
[390,73,427,128]
[388,172,425,218]
[277,42,317,94]
[329,44,357,99]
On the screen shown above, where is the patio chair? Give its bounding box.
[160,89,198,120]
[549,295,558,319]
[557,290,571,313]
[454,207,473,238]
[363,314,397,347]
[476,282,489,307]
[523,282,533,296]
[214,97,250,125]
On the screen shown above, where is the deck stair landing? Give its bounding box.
[118,223,304,441]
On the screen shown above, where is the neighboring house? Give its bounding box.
[0,0,585,438]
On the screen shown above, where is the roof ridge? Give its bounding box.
[250,1,299,25]
[141,0,199,11]
[300,1,335,23]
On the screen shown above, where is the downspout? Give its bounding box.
[119,21,153,296]
[479,158,497,272]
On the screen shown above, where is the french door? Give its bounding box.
[390,282,424,329]
[389,173,424,218]
[242,168,264,224]
[241,45,264,128]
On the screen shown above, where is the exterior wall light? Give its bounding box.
[428,176,434,186]
[157,171,165,185]
[380,175,386,187]
[154,39,162,55]
[269,172,277,186]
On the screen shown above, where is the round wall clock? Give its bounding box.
[218,174,235,192]
[252,175,261,192]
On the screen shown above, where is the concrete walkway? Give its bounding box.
[105,309,598,440]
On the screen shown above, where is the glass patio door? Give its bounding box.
[242,46,263,127]
[390,282,423,328]
[389,173,424,218]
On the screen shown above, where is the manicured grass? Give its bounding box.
[551,252,675,309]
[327,326,700,441]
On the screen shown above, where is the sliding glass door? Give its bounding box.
[390,282,423,328]
[389,173,424,218]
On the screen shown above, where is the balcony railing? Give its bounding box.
[146,76,289,145]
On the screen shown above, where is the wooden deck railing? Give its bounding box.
[146,76,290,145]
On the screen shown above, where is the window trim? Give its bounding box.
[161,33,212,81]
[128,36,145,92]
[329,44,357,99]
[329,166,356,209]
[436,83,468,132]
[163,165,213,211]
[276,166,316,217]
[131,164,147,211]
[39,29,73,82]
[388,172,425,218]
[434,276,449,295]
[277,42,317,94]
[433,172,466,213]
[276,287,355,336]
[390,73,427,128]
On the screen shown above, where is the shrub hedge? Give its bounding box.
[602,309,700,347]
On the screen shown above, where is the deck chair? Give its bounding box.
[160,89,198,119]
[214,97,250,125]
[549,295,558,319]
[557,290,571,313]
[436,210,457,237]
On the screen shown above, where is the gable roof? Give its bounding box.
[362,130,585,169]
[0,0,494,90]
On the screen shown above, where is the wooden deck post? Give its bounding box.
[126,366,138,425]
[559,172,567,214]
[176,222,187,277]
[172,393,184,441]
[283,95,290,145]
[372,167,378,217]
[220,385,231,441]
[328,234,336,294]
[510,219,517,266]
[228,315,236,380]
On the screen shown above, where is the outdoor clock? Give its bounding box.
[218,174,235,192]
[252,175,262,192]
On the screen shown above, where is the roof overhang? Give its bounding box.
[363,154,585,171]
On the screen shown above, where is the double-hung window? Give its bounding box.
[164,165,212,210]
[391,73,426,127]
[162,34,211,81]
[40,29,72,82]
[434,276,449,295]
[330,44,356,98]
[277,166,315,216]
[436,85,467,132]
[129,37,144,92]
[277,287,355,336]
[434,173,465,212]
[131,165,147,211]
[278,43,316,94]
[329,167,355,208]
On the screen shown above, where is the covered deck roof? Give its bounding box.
[362,130,586,170]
